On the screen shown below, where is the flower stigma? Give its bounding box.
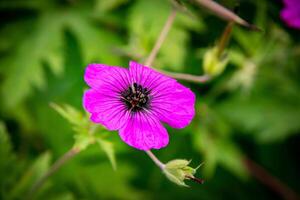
[120,83,151,113]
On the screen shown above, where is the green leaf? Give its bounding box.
[8,152,52,199]
[1,11,64,110]
[65,10,123,65]
[217,95,300,143]
[0,122,14,170]
[193,127,218,178]
[73,134,94,151]
[73,162,145,199]
[50,103,88,128]
[96,138,117,171]
[0,122,17,199]
[193,104,249,179]
[0,6,123,110]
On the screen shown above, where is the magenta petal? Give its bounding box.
[129,60,195,128]
[283,0,298,7]
[84,64,130,92]
[152,82,195,128]
[281,0,300,29]
[281,9,300,29]
[83,89,130,130]
[119,112,169,150]
[129,61,176,93]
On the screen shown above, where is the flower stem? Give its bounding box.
[27,147,81,198]
[145,150,165,170]
[158,69,211,83]
[144,8,177,67]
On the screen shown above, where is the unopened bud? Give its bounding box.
[203,47,228,77]
[163,159,204,187]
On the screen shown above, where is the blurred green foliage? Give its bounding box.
[0,0,300,199]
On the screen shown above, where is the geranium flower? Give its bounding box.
[83,61,195,150]
[281,0,300,29]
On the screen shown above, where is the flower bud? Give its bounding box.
[163,159,204,187]
[203,47,228,77]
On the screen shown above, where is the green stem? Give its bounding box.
[145,150,165,170]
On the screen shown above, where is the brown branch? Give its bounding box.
[217,21,234,58]
[193,0,261,31]
[243,157,300,200]
[144,8,177,67]
[27,147,81,199]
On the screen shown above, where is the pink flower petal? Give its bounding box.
[129,61,195,128]
[119,112,169,150]
[281,9,300,29]
[84,64,130,92]
[152,82,195,128]
[83,89,130,130]
[281,0,300,29]
[129,61,176,94]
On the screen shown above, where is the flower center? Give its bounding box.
[120,83,151,112]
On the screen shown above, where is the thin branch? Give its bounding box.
[243,157,300,200]
[112,48,211,83]
[193,0,261,31]
[28,147,81,198]
[145,150,165,170]
[144,8,177,67]
[158,69,211,83]
[217,21,234,58]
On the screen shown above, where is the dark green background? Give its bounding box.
[0,0,299,199]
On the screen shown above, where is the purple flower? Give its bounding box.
[281,0,300,29]
[83,61,195,150]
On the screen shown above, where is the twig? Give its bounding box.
[112,48,211,83]
[144,8,177,66]
[193,0,261,31]
[243,157,300,200]
[27,147,81,199]
[145,150,165,170]
[217,21,234,58]
[158,69,211,83]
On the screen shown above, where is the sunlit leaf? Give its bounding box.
[50,103,88,128]
[96,138,117,171]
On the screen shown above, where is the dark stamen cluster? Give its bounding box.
[120,83,151,112]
